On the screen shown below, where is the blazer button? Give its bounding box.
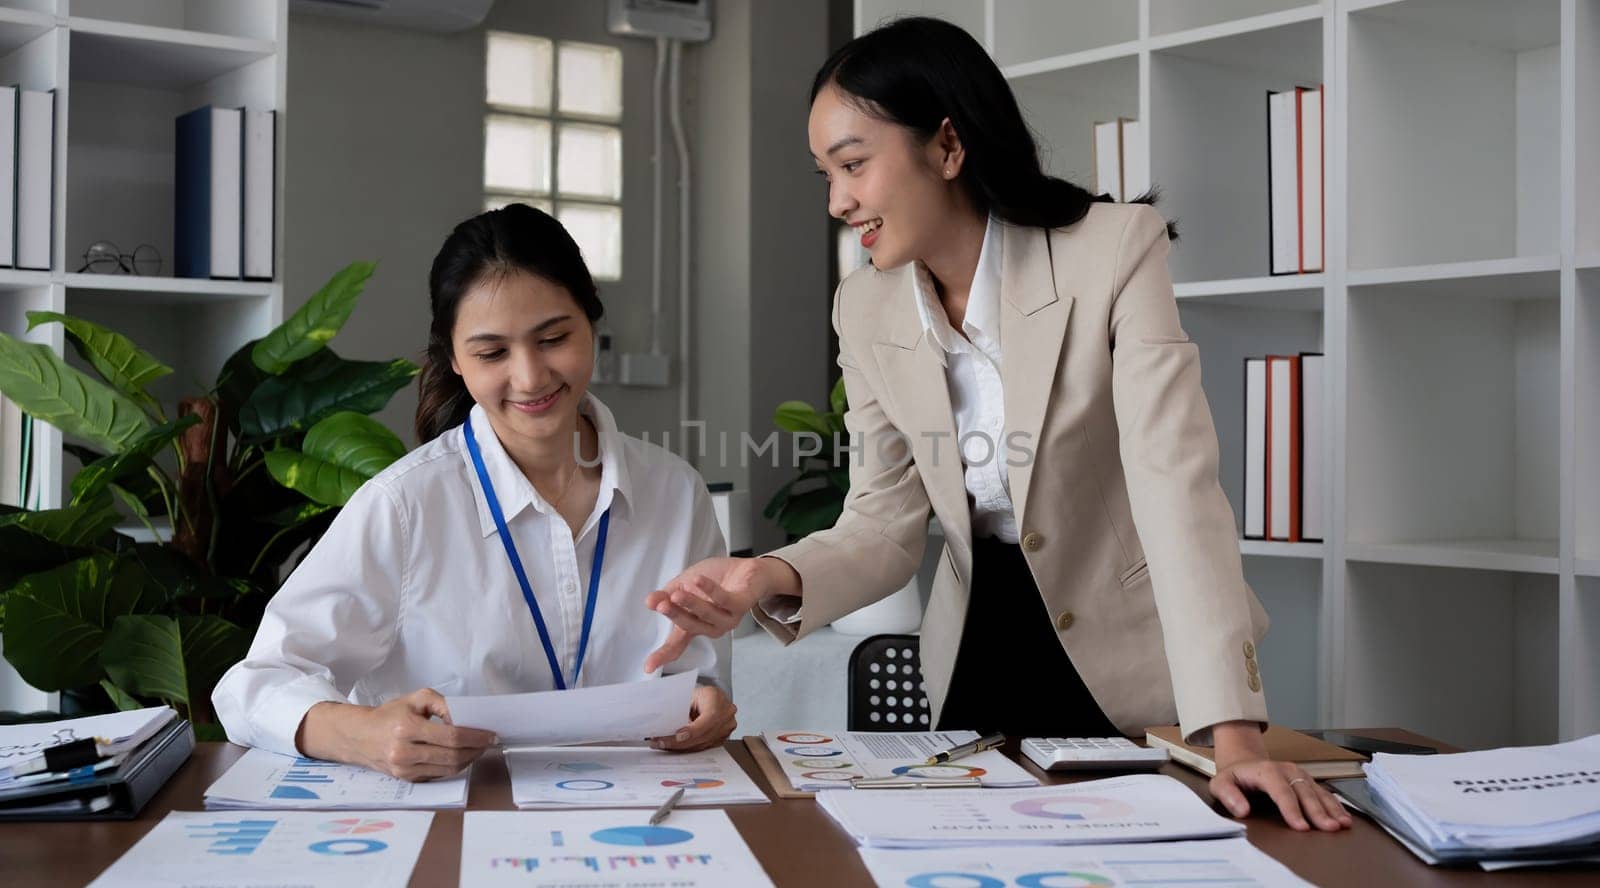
[1022,532,1044,552]
[1245,658,1259,676]
[1247,673,1262,693]
[1056,610,1075,631]
[1242,640,1256,659]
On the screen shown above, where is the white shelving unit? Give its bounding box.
[0,0,286,713]
[857,0,1600,748]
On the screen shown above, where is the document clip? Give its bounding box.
[850,775,982,790]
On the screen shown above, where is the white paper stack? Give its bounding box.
[1363,733,1600,856]
[763,729,1039,790]
[506,744,768,809]
[859,837,1313,887]
[203,748,468,810]
[0,706,176,784]
[817,774,1245,848]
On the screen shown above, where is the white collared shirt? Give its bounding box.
[213,395,725,757]
[911,214,1019,543]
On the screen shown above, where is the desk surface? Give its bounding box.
[2,730,1593,887]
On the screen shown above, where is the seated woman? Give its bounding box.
[214,203,735,780]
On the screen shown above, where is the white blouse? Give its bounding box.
[910,213,1020,543]
[213,395,725,757]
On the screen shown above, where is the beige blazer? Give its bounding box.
[755,203,1270,742]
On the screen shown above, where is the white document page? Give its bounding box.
[860,837,1313,887]
[765,729,1039,789]
[203,748,468,810]
[448,670,696,747]
[87,810,431,888]
[0,706,175,774]
[506,744,768,808]
[818,774,1245,848]
[460,809,775,887]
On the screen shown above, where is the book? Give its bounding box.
[1266,354,1301,541]
[242,108,275,280]
[1144,725,1366,780]
[175,105,243,279]
[1267,89,1299,275]
[1242,357,1267,540]
[1299,352,1326,542]
[1120,117,1149,199]
[15,88,51,271]
[1298,87,1323,272]
[0,85,15,268]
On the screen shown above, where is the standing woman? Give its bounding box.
[644,18,1348,831]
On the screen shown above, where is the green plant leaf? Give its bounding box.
[237,357,418,442]
[261,501,336,527]
[101,614,247,707]
[0,554,159,691]
[99,679,143,712]
[0,333,153,451]
[123,542,240,605]
[829,376,848,415]
[70,414,200,505]
[264,411,406,506]
[25,311,171,412]
[0,514,93,589]
[773,400,833,438]
[251,261,376,374]
[0,494,123,547]
[776,486,845,538]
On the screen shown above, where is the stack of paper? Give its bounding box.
[1358,733,1600,861]
[859,837,1312,887]
[506,745,768,808]
[762,730,1039,790]
[203,748,468,810]
[460,810,775,887]
[0,706,177,788]
[817,774,1245,848]
[447,670,697,746]
[88,810,431,888]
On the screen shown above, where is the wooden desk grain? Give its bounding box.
[1,730,1594,886]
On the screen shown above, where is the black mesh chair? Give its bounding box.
[847,633,932,731]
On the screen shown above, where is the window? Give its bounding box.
[484,32,624,280]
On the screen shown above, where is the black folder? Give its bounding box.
[0,718,194,821]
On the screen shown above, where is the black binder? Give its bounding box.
[0,718,194,821]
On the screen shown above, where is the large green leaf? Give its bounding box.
[70,414,200,505]
[251,261,376,374]
[775,486,845,538]
[773,400,833,438]
[0,554,159,691]
[123,542,242,605]
[0,494,123,547]
[237,357,418,442]
[0,333,153,451]
[264,411,406,506]
[101,614,248,707]
[829,376,848,415]
[25,311,171,412]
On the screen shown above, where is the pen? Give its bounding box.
[0,738,108,781]
[852,776,982,789]
[649,786,686,825]
[924,732,1006,766]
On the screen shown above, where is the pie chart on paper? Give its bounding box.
[1009,795,1136,821]
[317,818,395,835]
[590,825,695,847]
[660,777,725,789]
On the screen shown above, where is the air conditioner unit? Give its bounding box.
[291,0,494,33]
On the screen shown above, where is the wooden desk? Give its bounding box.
[1,731,1593,886]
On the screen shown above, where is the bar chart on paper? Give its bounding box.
[86,810,433,888]
[858,838,1313,888]
[203,749,469,809]
[505,745,768,808]
[460,810,775,887]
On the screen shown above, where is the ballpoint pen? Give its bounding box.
[649,786,686,825]
[924,732,1006,766]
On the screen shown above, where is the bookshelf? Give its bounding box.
[857,0,1599,748]
[0,0,286,712]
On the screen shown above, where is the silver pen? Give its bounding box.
[649,786,686,825]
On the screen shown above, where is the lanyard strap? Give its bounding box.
[464,414,610,690]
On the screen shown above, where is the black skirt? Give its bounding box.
[936,535,1122,738]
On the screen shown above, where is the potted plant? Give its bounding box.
[0,262,414,735]
[764,378,921,635]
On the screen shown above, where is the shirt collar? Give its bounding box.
[910,214,1003,367]
[464,393,632,539]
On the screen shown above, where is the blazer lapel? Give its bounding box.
[871,268,973,552]
[1000,223,1074,531]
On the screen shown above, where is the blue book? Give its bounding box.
[175,105,242,279]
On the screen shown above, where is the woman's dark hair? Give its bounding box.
[415,203,605,443]
[812,16,1175,239]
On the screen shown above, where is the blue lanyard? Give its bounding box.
[464,414,611,690]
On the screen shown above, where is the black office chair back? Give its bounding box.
[847,633,932,731]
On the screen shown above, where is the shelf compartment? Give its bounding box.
[1010,54,1138,193]
[1150,16,1324,283]
[1347,0,1560,270]
[68,22,274,89]
[1345,256,1561,297]
[1178,299,1323,541]
[61,272,273,301]
[0,5,53,58]
[1346,276,1558,555]
[1578,270,1600,562]
[992,0,1136,68]
[1345,539,1558,575]
[68,0,279,44]
[1149,1,1321,41]
[1244,555,1323,730]
[1174,276,1323,310]
[1343,563,1558,749]
[1238,539,1325,559]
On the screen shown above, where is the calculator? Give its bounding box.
[1021,737,1170,771]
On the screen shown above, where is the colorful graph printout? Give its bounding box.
[764,730,1038,790]
[203,748,468,809]
[507,745,767,808]
[858,837,1314,887]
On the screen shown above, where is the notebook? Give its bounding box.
[1145,725,1366,779]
